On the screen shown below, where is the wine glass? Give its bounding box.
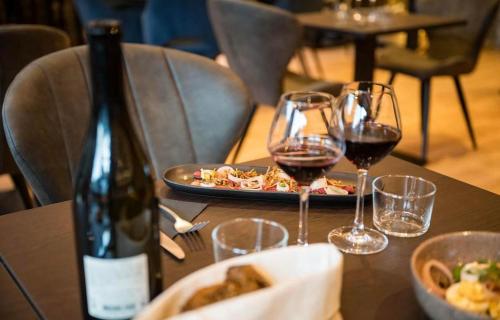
[328,82,402,254]
[268,92,345,246]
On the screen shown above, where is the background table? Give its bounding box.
[297,12,466,81]
[1,156,499,319]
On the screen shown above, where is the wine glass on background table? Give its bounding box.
[328,82,402,254]
[268,92,345,246]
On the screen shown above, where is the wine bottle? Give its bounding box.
[72,20,162,320]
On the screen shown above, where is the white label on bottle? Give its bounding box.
[83,254,149,319]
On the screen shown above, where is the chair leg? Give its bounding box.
[420,79,431,164]
[388,72,397,85]
[296,49,312,78]
[452,76,477,150]
[230,103,258,164]
[10,173,34,209]
[310,48,325,79]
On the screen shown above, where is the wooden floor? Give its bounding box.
[1,44,499,214]
[231,45,500,195]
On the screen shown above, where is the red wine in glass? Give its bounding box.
[271,139,342,184]
[328,81,402,255]
[344,123,401,169]
[268,91,344,246]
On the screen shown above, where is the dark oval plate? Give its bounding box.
[162,164,372,203]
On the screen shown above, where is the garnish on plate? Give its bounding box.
[422,259,500,318]
[190,166,355,195]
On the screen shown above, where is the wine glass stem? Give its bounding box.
[353,169,368,235]
[298,186,310,246]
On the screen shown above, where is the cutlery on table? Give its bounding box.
[159,203,209,233]
[159,231,185,260]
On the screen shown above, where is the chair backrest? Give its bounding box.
[208,0,302,106]
[0,24,70,174]
[73,0,145,42]
[142,0,219,58]
[417,0,499,66]
[3,44,252,205]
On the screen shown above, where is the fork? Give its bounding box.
[158,203,209,234]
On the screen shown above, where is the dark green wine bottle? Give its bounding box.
[72,20,162,320]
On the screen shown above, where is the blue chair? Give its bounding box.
[73,0,144,42]
[142,0,219,58]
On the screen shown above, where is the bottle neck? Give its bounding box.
[88,34,125,116]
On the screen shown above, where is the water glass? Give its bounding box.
[212,218,289,262]
[372,175,436,237]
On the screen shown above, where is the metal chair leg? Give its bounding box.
[388,72,397,85]
[453,76,477,150]
[420,79,431,164]
[10,173,34,209]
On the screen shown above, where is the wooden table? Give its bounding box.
[0,258,40,319]
[297,12,466,81]
[1,156,499,319]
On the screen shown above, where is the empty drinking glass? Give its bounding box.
[372,175,436,237]
[212,218,289,262]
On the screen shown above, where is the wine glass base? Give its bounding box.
[328,226,388,255]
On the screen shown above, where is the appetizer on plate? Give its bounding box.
[422,259,500,319]
[190,166,355,195]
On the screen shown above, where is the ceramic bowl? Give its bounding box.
[411,231,500,320]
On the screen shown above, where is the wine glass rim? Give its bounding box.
[211,218,289,254]
[338,80,402,131]
[279,91,335,108]
[342,81,394,92]
[372,174,437,199]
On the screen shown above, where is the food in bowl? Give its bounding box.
[181,265,271,312]
[422,259,500,319]
[191,166,355,194]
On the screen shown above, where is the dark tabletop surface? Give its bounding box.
[1,156,499,320]
[296,12,466,37]
[0,260,39,319]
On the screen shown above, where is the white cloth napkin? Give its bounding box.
[135,243,343,320]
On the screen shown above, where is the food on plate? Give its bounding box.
[421,259,500,318]
[181,265,271,312]
[190,166,355,195]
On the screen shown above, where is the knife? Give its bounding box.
[159,231,185,260]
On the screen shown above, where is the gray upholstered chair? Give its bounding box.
[271,0,353,78]
[376,0,499,164]
[0,25,70,208]
[3,44,252,205]
[208,0,344,106]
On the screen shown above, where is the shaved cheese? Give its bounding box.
[200,182,216,188]
[216,166,234,178]
[326,185,349,195]
[240,175,264,190]
[310,177,328,190]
